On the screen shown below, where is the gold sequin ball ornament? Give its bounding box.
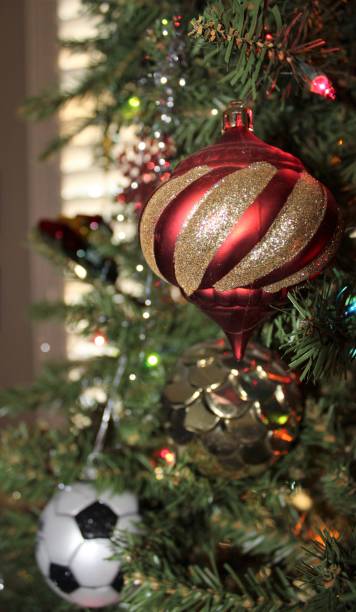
[163,340,303,479]
[139,101,342,360]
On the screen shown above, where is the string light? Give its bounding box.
[40,342,51,353]
[179,78,186,87]
[289,487,313,512]
[93,332,107,348]
[80,386,107,407]
[211,108,218,116]
[74,264,87,279]
[142,311,150,319]
[129,373,136,381]
[152,447,176,468]
[145,352,160,367]
[309,74,336,100]
[136,264,144,272]
[128,96,140,109]
[157,447,176,465]
[345,299,356,317]
[160,448,176,465]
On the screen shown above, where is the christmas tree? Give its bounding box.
[1,1,356,610]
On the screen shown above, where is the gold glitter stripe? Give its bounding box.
[174,162,277,296]
[140,166,210,279]
[264,218,343,293]
[215,172,326,291]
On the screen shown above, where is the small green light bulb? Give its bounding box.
[128,96,141,109]
[145,353,160,367]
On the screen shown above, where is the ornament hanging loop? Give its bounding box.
[223,100,254,132]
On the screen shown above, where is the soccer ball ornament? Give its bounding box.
[140,101,342,359]
[36,482,140,608]
[164,340,303,479]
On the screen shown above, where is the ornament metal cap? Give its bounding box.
[223,101,254,132]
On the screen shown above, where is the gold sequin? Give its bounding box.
[264,217,343,293]
[174,163,277,295]
[140,166,210,279]
[215,172,326,290]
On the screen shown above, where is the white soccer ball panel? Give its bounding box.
[116,513,141,535]
[38,498,56,532]
[98,490,139,517]
[70,539,119,587]
[69,585,120,608]
[43,506,83,565]
[54,483,97,516]
[36,539,50,577]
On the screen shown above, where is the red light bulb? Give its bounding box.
[310,75,336,100]
[93,331,107,347]
[153,447,176,466]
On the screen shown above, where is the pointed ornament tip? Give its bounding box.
[225,331,251,361]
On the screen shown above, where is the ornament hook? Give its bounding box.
[223,100,254,132]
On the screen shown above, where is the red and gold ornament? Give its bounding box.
[139,102,342,359]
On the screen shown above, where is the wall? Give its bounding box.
[0,0,64,387]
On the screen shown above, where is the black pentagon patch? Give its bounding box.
[49,563,79,594]
[76,501,117,539]
[111,569,124,593]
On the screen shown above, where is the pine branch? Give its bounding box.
[297,531,356,611]
[188,0,345,99]
[261,271,356,382]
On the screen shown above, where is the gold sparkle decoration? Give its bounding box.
[174,162,277,295]
[215,172,326,291]
[164,339,303,479]
[264,216,343,293]
[140,166,210,279]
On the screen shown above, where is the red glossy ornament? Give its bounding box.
[140,102,341,359]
